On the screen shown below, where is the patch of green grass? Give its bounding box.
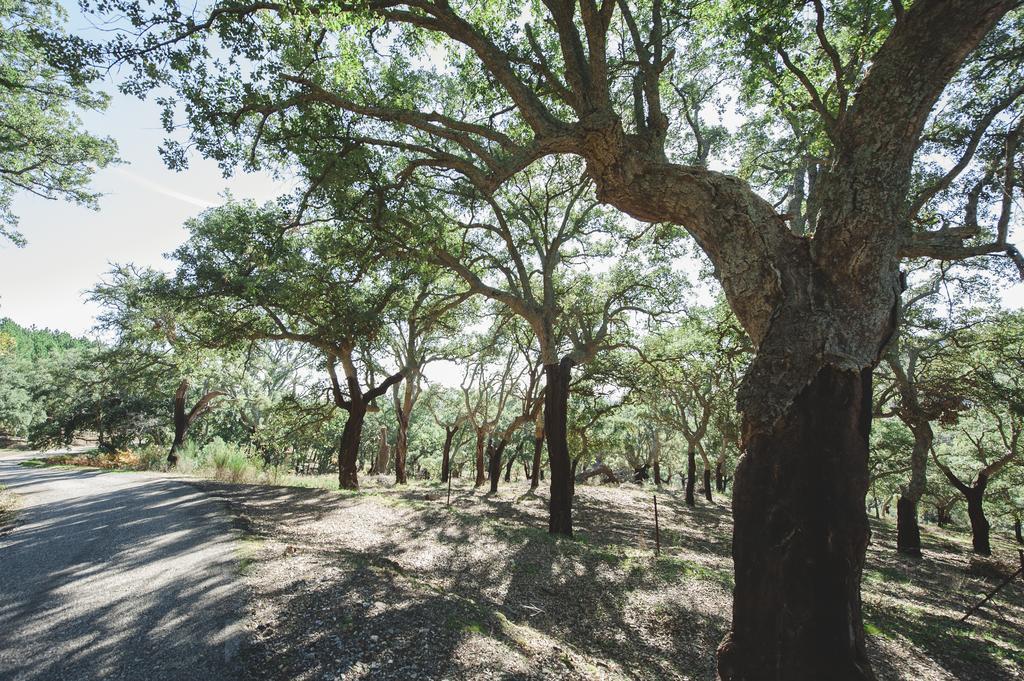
[19,458,46,468]
[865,603,1023,671]
[863,621,887,638]
[236,535,264,576]
[445,613,487,635]
[0,484,20,532]
[864,566,913,586]
[650,555,734,588]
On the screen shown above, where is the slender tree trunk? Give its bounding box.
[936,504,952,527]
[338,404,366,490]
[474,428,486,487]
[716,461,725,493]
[371,426,390,476]
[504,448,516,482]
[1014,517,1023,545]
[703,467,713,502]
[685,444,696,507]
[394,420,408,483]
[393,381,414,484]
[440,426,457,483]
[896,422,932,557]
[544,357,573,536]
[570,455,580,497]
[717,366,874,681]
[652,430,662,486]
[530,412,544,490]
[965,480,991,556]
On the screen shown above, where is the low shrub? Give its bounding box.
[136,445,167,470]
[200,438,256,483]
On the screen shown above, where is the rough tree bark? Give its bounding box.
[935,462,992,555]
[167,379,224,466]
[440,424,459,483]
[885,344,936,558]
[504,446,516,482]
[473,427,487,487]
[530,410,544,490]
[717,366,874,681]
[328,351,405,490]
[896,423,932,557]
[545,357,573,536]
[392,377,416,484]
[371,425,390,476]
[487,438,507,493]
[337,400,366,490]
[933,445,1017,556]
[684,443,696,507]
[965,481,992,556]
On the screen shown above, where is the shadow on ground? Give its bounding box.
[0,463,245,681]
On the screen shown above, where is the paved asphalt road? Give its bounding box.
[0,451,245,681]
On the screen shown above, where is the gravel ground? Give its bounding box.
[191,476,1024,681]
[0,451,247,681]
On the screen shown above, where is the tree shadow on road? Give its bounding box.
[0,472,246,681]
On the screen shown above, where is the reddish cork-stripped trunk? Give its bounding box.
[545,358,573,535]
[167,380,224,466]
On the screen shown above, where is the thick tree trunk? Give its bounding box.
[896,496,921,557]
[167,380,189,466]
[717,366,874,681]
[440,426,457,483]
[474,428,486,487]
[487,439,506,493]
[545,358,573,536]
[965,481,991,556]
[936,504,953,527]
[896,423,932,557]
[702,467,713,502]
[338,405,366,490]
[504,448,516,482]
[685,445,696,507]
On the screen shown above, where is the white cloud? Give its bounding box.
[114,168,219,209]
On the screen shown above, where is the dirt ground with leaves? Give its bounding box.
[185,476,1024,681]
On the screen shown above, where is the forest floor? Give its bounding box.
[0,483,19,534]
[178,475,1024,681]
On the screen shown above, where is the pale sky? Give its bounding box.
[1,3,1022,339]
